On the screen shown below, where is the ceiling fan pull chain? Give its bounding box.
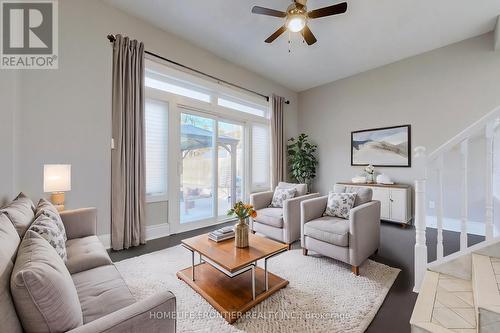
[288,30,291,53]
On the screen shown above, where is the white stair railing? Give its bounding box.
[413,106,500,292]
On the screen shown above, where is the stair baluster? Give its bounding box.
[460,139,469,251]
[436,156,444,260]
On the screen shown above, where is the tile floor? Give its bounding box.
[431,274,476,333]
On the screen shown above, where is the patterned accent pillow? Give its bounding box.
[324,192,357,219]
[270,188,297,208]
[28,214,67,261]
[35,199,67,241]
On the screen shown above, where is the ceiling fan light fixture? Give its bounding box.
[286,14,306,32]
[253,1,348,46]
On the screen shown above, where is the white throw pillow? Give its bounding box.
[270,188,297,208]
[324,192,357,219]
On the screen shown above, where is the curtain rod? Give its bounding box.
[107,34,290,105]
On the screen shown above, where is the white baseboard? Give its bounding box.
[145,223,171,240]
[98,223,171,249]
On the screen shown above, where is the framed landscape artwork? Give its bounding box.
[351,125,411,167]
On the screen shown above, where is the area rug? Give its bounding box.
[115,245,400,333]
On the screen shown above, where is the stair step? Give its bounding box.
[471,254,500,331]
[411,271,476,333]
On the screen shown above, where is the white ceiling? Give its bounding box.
[105,0,500,92]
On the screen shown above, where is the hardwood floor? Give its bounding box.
[108,222,485,332]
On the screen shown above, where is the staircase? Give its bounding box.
[410,106,500,332]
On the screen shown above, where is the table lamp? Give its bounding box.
[44,164,71,211]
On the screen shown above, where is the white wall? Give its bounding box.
[0,71,18,204]
[298,33,500,199]
[9,0,298,235]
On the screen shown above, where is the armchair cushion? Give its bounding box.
[253,208,283,228]
[334,184,372,207]
[277,182,307,196]
[303,216,349,247]
[324,192,356,219]
[269,187,296,208]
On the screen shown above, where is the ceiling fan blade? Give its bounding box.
[301,25,317,45]
[252,6,286,18]
[308,2,347,19]
[265,26,287,43]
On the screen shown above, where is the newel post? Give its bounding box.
[414,146,428,293]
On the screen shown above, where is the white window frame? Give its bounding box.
[144,57,271,233]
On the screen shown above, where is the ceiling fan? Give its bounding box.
[251,0,347,46]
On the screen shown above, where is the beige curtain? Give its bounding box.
[271,94,285,189]
[111,35,146,250]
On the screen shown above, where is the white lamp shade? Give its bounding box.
[44,164,71,192]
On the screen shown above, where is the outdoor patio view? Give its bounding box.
[180,113,243,223]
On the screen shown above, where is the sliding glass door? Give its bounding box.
[180,112,215,223]
[217,121,244,217]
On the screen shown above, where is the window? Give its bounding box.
[217,96,268,118]
[251,123,271,190]
[145,70,211,103]
[144,58,273,231]
[145,99,168,199]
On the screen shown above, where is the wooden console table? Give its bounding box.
[339,182,413,227]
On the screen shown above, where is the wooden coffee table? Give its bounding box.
[177,233,289,323]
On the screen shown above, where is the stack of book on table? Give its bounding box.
[208,226,235,242]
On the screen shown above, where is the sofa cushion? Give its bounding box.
[0,192,35,237]
[11,231,83,333]
[334,184,373,207]
[28,213,67,261]
[72,265,135,324]
[254,207,284,228]
[304,216,350,247]
[277,182,307,196]
[66,236,112,274]
[35,198,67,241]
[0,214,23,333]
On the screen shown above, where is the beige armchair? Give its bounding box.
[300,184,381,275]
[250,182,320,249]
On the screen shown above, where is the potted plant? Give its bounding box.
[287,133,318,191]
[227,202,257,248]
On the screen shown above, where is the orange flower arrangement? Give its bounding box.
[227,201,257,221]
